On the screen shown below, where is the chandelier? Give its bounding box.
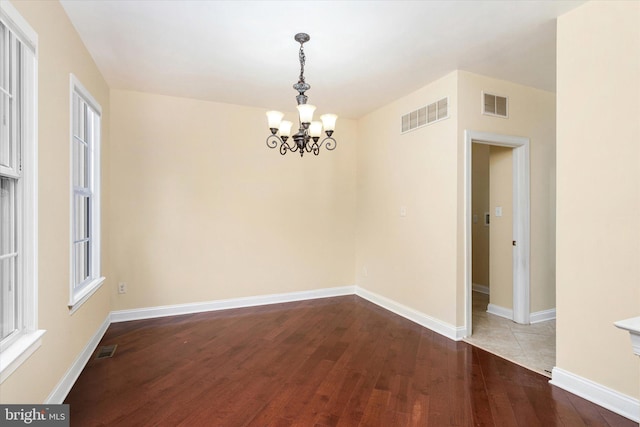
[266,33,338,157]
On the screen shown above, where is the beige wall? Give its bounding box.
[471,143,490,287]
[109,90,357,310]
[489,146,513,309]
[456,71,556,323]
[1,0,111,403]
[557,0,640,399]
[355,71,459,326]
[356,69,556,328]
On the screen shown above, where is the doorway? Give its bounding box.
[463,130,530,338]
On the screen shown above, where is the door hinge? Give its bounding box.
[512,240,517,246]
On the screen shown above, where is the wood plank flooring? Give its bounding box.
[65,296,635,426]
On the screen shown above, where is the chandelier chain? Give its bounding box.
[298,44,306,84]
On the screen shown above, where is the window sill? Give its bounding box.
[0,329,46,384]
[68,276,106,315]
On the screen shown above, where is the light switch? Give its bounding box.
[495,206,503,217]
[400,206,407,217]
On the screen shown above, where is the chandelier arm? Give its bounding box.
[281,139,300,155]
[304,136,314,152]
[320,136,337,151]
[311,141,320,156]
[266,134,281,149]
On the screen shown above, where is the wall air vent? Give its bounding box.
[401,97,449,134]
[482,92,508,118]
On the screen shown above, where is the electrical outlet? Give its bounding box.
[118,282,127,294]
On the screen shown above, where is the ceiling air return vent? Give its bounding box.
[482,92,508,118]
[401,97,449,134]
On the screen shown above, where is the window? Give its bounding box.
[0,2,43,383]
[69,75,103,312]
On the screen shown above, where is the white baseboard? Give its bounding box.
[551,367,639,423]
[530,308,556,323]
[110,286,356,323]
[45,316,110,404]
[472,283,490,295]
[487,303,513,320]
[355,286,465,341]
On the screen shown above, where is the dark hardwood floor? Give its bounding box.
[65,296,635,426]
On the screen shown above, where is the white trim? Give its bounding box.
[0,0,37,54]
[530,308,556,324]
[45,316,110,404]
[0,329,45,383]
[486,303,513,320]
[614,317,640,356]
[69,74,102,115]
[111,286,356,323]
[68,277,106,315]
[464,130,530,338]
[355,286,465,341]
[551,367,640,423]
[472,283,490,295]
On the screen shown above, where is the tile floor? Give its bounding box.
[463,291,555,377]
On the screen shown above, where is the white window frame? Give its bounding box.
[0,1,44,384]
[68,75,104,314]
[69,74,105,314]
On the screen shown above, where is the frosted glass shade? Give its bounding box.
[266,110,284,129]
[320,114,338,131]
[309,121,323,138]
[296,104,316,124]
[279,120,293,137]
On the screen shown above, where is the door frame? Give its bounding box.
[464,130,530,337]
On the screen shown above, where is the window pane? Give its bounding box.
[74,240,90,287]
[0,177,15,256]
[0,92,10,169]
[74,194,90,241]
[73,95,87,143]
[0,255,16,341]
[0,23,7,92]
[73,140,88,188]
[0,23,9,170]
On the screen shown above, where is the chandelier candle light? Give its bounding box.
[266,33,338,157]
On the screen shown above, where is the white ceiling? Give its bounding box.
[59,0,584,119]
